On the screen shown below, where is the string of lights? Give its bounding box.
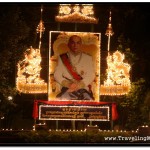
[55,4,98,24]
[100,11,131,96]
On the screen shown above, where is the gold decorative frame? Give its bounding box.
[48,31,101,101]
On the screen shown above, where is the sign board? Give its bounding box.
[39,105,110,121]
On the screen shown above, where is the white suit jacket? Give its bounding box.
[54,52,95,90]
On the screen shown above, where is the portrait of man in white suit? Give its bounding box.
[49,32,100,101]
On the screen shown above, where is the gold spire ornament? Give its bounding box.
[105,11,114,36]
[16,5,47,94]
[100,11,131,96]
[105,11,114,53]
[36,5,45,49]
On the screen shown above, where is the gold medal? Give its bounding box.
[73,66,76,71]
[80,70,84,75]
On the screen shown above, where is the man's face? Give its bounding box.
[68,36,82,55]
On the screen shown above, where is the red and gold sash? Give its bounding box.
[60,53,82,81]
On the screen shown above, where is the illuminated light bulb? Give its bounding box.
[8,96,13,101]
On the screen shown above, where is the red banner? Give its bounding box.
[32,100,118,121]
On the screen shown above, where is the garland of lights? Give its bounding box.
[100,51,131,95]
[16,47,47,93]
[55,4,98,24]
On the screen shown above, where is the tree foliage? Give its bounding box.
[118,78,150,130]
[0,5,30,100]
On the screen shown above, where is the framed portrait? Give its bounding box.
[48,31,101,102]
